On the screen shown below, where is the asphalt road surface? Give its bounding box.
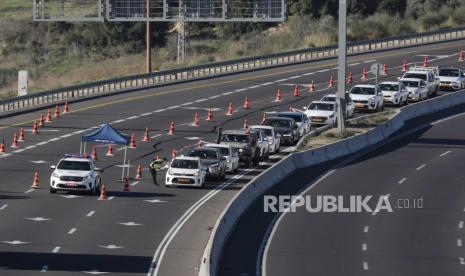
[0,39,464,276]
[264,105,465,276]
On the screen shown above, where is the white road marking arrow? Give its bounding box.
[29,160,50,164]
[60,195,82,199]
[82,271,109,275]
[2,240,29,245]
[26,217,52,222]
[145,199,167,203]
[99,245,124,249]
[118,222,143,226]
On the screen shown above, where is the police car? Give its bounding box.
[50,154,102,195]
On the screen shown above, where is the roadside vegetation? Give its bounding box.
[1,0,464,98]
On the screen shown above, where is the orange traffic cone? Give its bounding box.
[328,76,334,88]
[261,112,267,124]
[32,121,39,134]
[193,113,200,127]
[98,184,107,200]
[10,133,19,148]
[106,144,114,156]
[129,132,137,148]
[91,146,98,161]
[123,177,130,191]
[423,56,429,67]
[274,89,282,101]
[45,109,52,123]
[459,50,464,62]
[402,59,408,71]
[347,72,353,84]
[39,114,45,127]
[142,128,150,141]
[168,121,175,135]
[293,85,299,97]
[206,108,213,121]
[31,171,40,188]
[309,81,315,93]
[18,128,25,142]
[243,118,249,130]
[243,96,250,109]
[63,101,70,113]
[383,64,388,75]
[172,148,177,159]
[54,105,60,118]
[361,66,368,80]
[134,164,142,180]
[226,101,234,115]
[0,140,6,153]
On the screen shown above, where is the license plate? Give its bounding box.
[355,103,364,108]
[178,178,191,183]
[312,118,323,122]
[66,182,79,187]
[440,83,449,87]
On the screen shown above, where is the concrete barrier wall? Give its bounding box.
[198,89,465,276]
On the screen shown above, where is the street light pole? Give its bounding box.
[336,0,347,136]
[146,0,152,73]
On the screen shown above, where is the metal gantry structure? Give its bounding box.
[33,0,285,70]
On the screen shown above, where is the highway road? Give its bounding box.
[0,39,464,276]
[263,105,465,276]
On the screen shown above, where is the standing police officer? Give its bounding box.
[149,157,166,185]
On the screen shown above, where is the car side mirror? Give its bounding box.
[202,167,208,171]
[397,77,401,80]
[95,168,101,172]
[50,165,56,170]
[302,106,307,110]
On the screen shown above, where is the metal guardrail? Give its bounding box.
[2,26,465,114]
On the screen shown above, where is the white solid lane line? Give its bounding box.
[68,228,77,235]
[416,164,426,171]
[440,150,451,157]
[398,177,407,184]
[86,211,96,217]
[52,246,61,253]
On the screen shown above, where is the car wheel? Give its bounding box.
[50,187,57,194]
[398,98,403,107]
[92,180,101,196]
[276,145,280,153]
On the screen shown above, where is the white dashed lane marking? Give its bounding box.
[86,211,95,217]
[440,150,451,157]
[362,243,367,251]
[24,189,34,194]
[460,257,465,265]
[276,78,288,82]
[52,246,61,253]
[459,221,464,229]
[68,228,77,235]
[0,204,7,210]
[398,177,407,184]
[363,262,369,270]
[363,226,369,233]
[458,239,463,247]
[416,164,426,171]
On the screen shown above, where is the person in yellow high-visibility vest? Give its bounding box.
[149,157,166,185]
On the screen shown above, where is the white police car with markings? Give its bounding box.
[50,154,102,195]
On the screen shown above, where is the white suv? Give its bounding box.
[349,84,384,112]
[50,155,102,195]
[165,157,206,187]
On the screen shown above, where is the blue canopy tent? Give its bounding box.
[81,123,130,180]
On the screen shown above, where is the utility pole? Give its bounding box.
[146,0,152,73]
[336,0,347,136]
[177,1,186,64]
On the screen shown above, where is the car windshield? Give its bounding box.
[350,87,375,95]
[220,134,249,143]
[401,80,419,88]
[403,73,427,80]
[439,68,460,77]
[188,149,219,159]
[278,114,303,122]
[57,160,92,171]
[257,128,272,136]
[263,119,292,128]
[209,147,230,156]
[308,103,334,111]
[171,159,199,169]
[321,96,335,102]
[379,84,398,91]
